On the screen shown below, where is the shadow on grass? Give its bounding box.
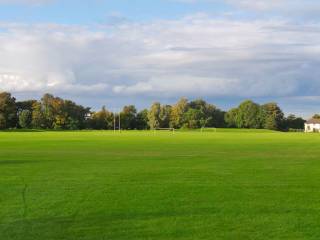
[0,129,46,133]
[0,160,40,165]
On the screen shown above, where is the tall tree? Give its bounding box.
[313,114,320,119]
[16,100,37,113]
[40,93,66,129]
[0,92,17,129]
[225,108,239,128]
[121,105,137,130]
[136,109,149,130]
[31,101,45,129]
[148,102,161,129]
[237,100,262,128]
[170,98,188,128]
[285,114,305,130]
[19,110,32,128]
[183,108,204,129]
[90,106,113,130]
[159,105,172,128]
[189,99,226,128]
[261,103,284,130]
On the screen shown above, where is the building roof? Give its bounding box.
[306,118,320,124]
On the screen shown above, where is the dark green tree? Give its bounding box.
[90,106,113,130]
[183,108,205,129]
[136,109,149,130]
[19,110,32,128]
[0,92,17,129]
[237,100,262,128]
[225,108,239,128]
[121,105,137,130]
[261,103,284,130]
[285,115,305,130]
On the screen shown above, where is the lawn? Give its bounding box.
[1,130,320,240]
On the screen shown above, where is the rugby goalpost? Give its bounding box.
[113,109,121,133]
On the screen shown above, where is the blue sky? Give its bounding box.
[0,1,230,23]
[0,0,320,117]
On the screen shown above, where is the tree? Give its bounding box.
[225,108,239,128]
[313,114,320,119]
[0,114,6,129]
[285,114,305,130]
[60,100,90,130]
[189,99,226,128]
[183,108,204,129]
[19,110,32,128]
[0,92,17,129]
[261,103,284,130]
[136,109,149,130]
[148,102,161,129]
[31,102,45,129]
[236,100,262,128]
[170,98,188,128]
[16,100,37,113]
[121,105,137,130]
[159,105,172,128]
[41,93,57,128]
[90,106,113,130]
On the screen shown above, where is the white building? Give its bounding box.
[305,118,320,133]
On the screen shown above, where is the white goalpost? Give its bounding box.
[201,127,217,133]
[113,109,121,133]
[153,128,175,134]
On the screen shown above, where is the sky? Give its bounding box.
[0,0,320,117]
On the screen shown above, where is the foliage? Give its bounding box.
[313,114,320,119]
[121,105,137,130]
[261,103,285,130]
[19,110,32,128]
[0,92,17,129]
[170,98,189,128]
[0,91,309,131]
[136,109,149,130]
[285,114,306,130]
[90,106,113,130]
[148,102,161,129]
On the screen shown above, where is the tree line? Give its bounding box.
[0,91,311,131]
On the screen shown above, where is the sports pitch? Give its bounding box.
[1,130,320,239]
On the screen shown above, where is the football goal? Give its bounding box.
[154,128,175,133]
[201,127,217,133]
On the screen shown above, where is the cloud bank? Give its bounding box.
[0,14,320,114]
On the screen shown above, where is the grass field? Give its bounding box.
[1,130,320,240]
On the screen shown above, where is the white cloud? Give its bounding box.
[0,0,51,4]
[175,0,320,19]
[0,15,320,111]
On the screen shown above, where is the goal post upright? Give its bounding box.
[113,111,116,133]
[113,108,121,133]
[118,111,121,133]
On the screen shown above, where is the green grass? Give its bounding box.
[1,130,320,240]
